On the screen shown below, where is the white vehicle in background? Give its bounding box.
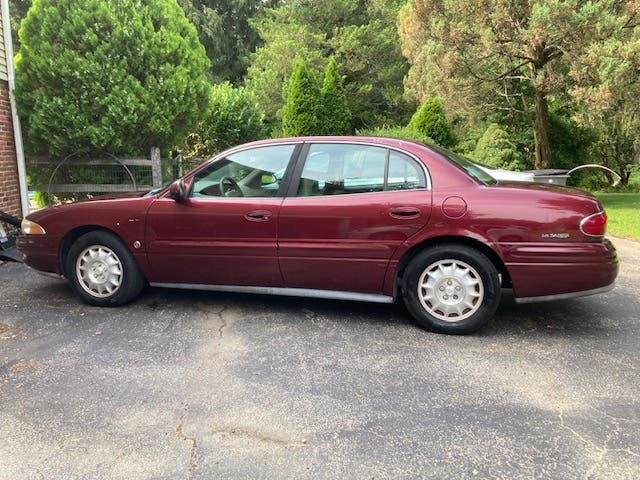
[476,163,621,186]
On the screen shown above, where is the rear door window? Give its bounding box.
[296,143,426,196]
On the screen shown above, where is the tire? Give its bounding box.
[402,244,501,334]
[65,230,145,306]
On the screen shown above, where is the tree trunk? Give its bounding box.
[533,87,552,169]
[621,169,630,186]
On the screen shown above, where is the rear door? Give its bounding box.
[145,143,299,286]
[278,142,432,293]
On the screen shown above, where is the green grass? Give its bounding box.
[595,193,640,241]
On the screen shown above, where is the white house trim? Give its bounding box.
[1,0,28,216]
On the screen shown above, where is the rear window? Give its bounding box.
[431,146,498,185]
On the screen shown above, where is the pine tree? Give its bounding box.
[319,58,352,135]
[281,59,322,136]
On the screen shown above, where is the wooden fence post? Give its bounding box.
[151,146,162,188]
[177,150,184,177]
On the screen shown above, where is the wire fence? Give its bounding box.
[27,149,159,206]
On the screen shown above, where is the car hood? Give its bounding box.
[25,191,152,223]
[70,191,151,203]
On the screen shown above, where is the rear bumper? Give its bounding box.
[515,282,615,304]
[499,239,619,300]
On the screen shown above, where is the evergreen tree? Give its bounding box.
[408,98,455,147]
[319,58,352,135]
[15,0,210,157]
[281,59,322,136]
[176,0,269,83]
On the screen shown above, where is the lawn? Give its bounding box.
[595,193,640,241]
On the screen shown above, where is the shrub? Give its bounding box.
[471,123,524,170]
[549,107,596,170]
[357,126,434,145]
[182,82,266,157]
[408,98,455,147]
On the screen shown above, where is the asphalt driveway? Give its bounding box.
[1,238,638,479]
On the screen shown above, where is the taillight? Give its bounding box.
[580,211,607,237]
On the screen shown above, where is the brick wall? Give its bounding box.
[0,79,21,217]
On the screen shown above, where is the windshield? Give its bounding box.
[430,145,498,185]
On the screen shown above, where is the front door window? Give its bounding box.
[191,144,295,198]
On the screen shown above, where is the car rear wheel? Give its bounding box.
[66,231,145,306]
[402,245,501,334]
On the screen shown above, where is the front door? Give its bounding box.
[278,142,432,293]
[145,143,298,286]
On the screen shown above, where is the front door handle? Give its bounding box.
[389,206,421,219]
[245,210,273,221]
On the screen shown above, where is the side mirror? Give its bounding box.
[169,179,187,202]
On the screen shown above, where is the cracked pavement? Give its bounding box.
[0,237,638,479]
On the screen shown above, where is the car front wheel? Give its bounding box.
[66,231,145,306]
[402,245,501,334]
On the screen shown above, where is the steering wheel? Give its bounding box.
[219,176,243,197]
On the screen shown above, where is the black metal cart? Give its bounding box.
[0,210,22,262]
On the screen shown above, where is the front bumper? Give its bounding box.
[16,234,61,275]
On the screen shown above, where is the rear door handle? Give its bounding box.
[245,210,273,221]
[389,206,421,219]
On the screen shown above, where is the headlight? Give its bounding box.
[21,218,46,235]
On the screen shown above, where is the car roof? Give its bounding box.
[227,136,430,152]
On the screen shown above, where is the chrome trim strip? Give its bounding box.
[280,187,431,200]
[515,282,615,304]
[149,282,395,304]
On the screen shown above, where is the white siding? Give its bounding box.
[0,7,7,81]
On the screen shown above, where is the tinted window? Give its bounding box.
[191,145,295,198]
[297,144,425,196]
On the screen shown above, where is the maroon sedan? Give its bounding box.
[17,137,618,334]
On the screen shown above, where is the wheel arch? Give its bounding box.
[394,235,511,296]
[59,225,129,277]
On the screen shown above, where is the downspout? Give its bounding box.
[1,0,28,216]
